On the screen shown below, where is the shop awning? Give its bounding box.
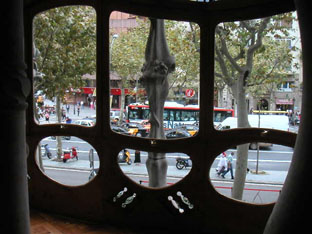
[276,99,293,105]
[82,87,95,94]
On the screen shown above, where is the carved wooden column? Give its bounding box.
[264,0,312,233]
[141,19,175,187]
[1,0,30,232]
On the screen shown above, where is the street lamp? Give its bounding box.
[110,34,119,70]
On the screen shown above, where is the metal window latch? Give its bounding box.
[177,191,194,209]
[122,193,136,208]
[168,196,184,213]
[113,187,127,202]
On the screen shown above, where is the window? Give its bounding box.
[33,6,96,127]
[26,1,300,233]
[278,81,295,91]
[110,12,200,139]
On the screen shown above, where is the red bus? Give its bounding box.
[127,102,234,129]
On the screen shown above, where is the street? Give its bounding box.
[40,136,293,172]
[38,136,292,204]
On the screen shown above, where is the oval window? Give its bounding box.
[36,136,99,186]
[210,143,292,204]
[118,148,192,188]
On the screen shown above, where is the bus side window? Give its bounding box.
[164,110,169,121]
[215,113,221,122]
[189,111,195,121]
[143,109,150,120]
[181,110,189,121]
[176,111,181,121]
[170,110,175,121]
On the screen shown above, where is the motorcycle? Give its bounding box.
[63,146,78,163]
[42,144,52,159]
[118,149,132,165]
[176,157,192,170]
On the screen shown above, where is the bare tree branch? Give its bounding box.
[216,26,244,73]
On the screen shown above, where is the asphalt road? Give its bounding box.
[41,136,293,172]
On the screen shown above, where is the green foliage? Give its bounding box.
[33,6,96,100]
[111,18,200,92]
[215,12,298,98]
[111,18,148,83]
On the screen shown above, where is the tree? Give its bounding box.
[215,13,296,200]
[34,6,96,159]
[111,18,148,123]
[165,21,200,97]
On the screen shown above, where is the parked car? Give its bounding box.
[165,129,191,139]
[176,124,199,136]
[74,119,95,127]
[121,122,148,137]
[50,136,71,140]
[111,126,131,136]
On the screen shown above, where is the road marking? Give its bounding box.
[42,138,294,155]
[45,167,91,173]
[43,138,87,144]
[42,148,292,164]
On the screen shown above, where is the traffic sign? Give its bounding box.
[185,89,195,98]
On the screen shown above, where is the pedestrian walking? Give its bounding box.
[77,106,80,116]
[45,112,50,123]
[61,107,66,120]
[221,152,234,179]
[217,152,227,177]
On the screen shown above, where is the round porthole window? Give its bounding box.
[209,143,292,204]
[118,148,192,188]
[36,136,99,186]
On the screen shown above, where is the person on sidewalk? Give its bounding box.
[45,112,50,123]
[221,152,234,179]
[217,152,227,177]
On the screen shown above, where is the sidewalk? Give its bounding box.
[42,158,287,185]
[40,104,96,124]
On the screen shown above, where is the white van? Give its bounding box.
[217,114,289,149]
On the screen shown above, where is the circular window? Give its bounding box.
[210,143,292,204]
[36,136,99,186]
[118,148,192,188]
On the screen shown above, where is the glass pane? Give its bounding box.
[210,143,292,204]
[36,136,99,186]
[33,6,96,126]
[214,11,301,134]
[109,11,200,138]
[118,149,191,188]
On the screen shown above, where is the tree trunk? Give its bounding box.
[217,88,223,107]
[119,84,125,125]
[232,70,250,200]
